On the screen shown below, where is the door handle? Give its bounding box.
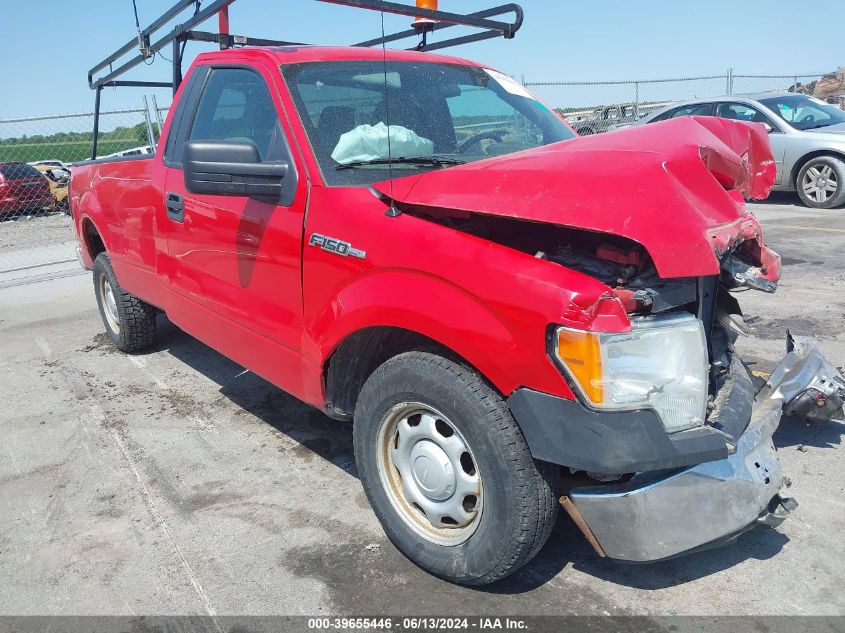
[166,192,184,222]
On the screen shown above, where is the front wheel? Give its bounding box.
[796,155,845,209]
[353,352,559,585]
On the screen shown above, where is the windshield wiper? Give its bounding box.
[336,156,465,170]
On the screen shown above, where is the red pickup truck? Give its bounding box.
[71,45,844,585]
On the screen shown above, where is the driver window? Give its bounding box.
[189,68,284,161]
[717,102,779,130]
[669,103,713,118]
[653,103,711,122]
[717,103,754,121]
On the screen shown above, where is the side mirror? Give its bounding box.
[763,123,773,133]
[184,140,288,199]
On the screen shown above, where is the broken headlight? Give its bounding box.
[553,312,708,433]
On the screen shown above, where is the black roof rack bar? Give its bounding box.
[185,30,304,48]
[89,0,235,89]
[354,3,522,48]
[320,0,522,39]
[415,29,503,52]
[89,0,524,90]
[87,0,198,87]
[101,81,175,89]
[86,0,525,159]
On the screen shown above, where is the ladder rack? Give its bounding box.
[86,0,524,159]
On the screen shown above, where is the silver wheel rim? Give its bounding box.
[99,274,120,334]
[376,402,482,546]
[802,163,838,204]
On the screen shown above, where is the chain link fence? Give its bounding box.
[525,70,843,135]
[0,104,166,284]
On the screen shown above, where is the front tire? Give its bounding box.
[93,253,157,353]
[353,352,559,585]
[796,155,845,209]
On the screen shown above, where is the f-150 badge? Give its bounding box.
[309,233,366,259]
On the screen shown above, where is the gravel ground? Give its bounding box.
[0,213,74,253]
[0,194,843,619]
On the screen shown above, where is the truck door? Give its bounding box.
[161,63,307,392]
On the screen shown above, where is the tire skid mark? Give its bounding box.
[58,362,222,631]
[127,355,169,390]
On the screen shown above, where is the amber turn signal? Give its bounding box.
[555,329,604,404]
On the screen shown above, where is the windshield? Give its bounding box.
[759,94,845,130]
[281,60,575,186]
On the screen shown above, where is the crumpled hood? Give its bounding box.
[374,116,776,278]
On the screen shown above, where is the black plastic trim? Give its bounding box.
[162,65,209,169]
[706,353,754,441]
[508,389,733,474]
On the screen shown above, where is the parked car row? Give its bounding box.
[568,103,642,135]
[603,92,845,209]
[0,161,70,218]
[1,151,151,219]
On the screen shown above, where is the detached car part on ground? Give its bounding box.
[70,45,844,586]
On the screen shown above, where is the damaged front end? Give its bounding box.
[535,224,843,561]
[371,115,841,562]
[560,332,842,563]
[526,217,843,562]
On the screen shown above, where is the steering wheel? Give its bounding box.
[458,130,505,154]
[800,114,816,125]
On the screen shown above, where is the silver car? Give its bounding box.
[629,93,845,209]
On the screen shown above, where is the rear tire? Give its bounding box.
[796,155,845,209]
[93,253,157,353]
[353,351,559,585]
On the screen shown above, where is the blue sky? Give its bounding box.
[1,0,842,117]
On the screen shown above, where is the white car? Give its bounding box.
[28,159,69,169]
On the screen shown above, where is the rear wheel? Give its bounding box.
[796,155,845,209]
[353,352,559,585]
[93,253,157,353]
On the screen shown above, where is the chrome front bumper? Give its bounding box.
[562,337,844,563]
[568,391,789,561]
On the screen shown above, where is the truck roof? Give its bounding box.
[192,45,482,69]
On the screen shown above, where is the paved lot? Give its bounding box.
[0,194,843,617]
